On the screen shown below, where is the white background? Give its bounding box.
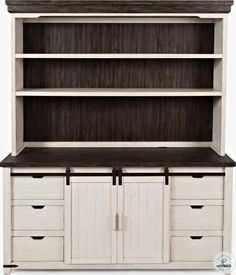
[0,1,236,274]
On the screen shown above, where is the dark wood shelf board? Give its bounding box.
[5,0,234,13]
[0,147,235,167]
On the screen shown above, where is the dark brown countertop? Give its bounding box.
[5,0,234,13]
[0,147,235,168]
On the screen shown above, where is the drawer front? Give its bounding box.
[12,205,64,230]
[12,176,64,200]
[171,176,224,200]
[171,205,223,231]
[171,237,222,262]
[12,236,63,262]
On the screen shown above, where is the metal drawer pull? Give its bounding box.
[190,236,203,240]
[190,205,204,209]
[31,236,45,240]
[32,205,45,209]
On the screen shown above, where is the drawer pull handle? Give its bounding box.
[190,205,204,209]
[190,236,203,240]
[32,205,45,209]
[192,175,204,179]
[31,236,45,240]
[32,175,44,179]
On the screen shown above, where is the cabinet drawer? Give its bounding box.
[171,176,224,200]
[12,205,64,230]
[171,236,222,262]
[171,205,223,231]
[12,236,63,262]
[12,176,64,200]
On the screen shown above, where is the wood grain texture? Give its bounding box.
[171,176,224,199]
[23,23,214,54]
[71,179,115,264]
[23,97,213,142]
[24,59,214,88]
[6,0,234,13]
[122,180,163,263]
[171,237,223,262]
[171,205,223,230]
[1,147,235,167]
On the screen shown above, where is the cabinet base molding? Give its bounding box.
[10,262,217,270]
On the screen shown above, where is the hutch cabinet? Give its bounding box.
[1,0,235,273]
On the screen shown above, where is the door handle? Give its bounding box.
[112,214,123,231]
[118,213,123,231]
[112,214,118,231]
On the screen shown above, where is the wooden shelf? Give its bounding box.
[1,147,235,168]
[15,54,223,59]
[16,88,222,97]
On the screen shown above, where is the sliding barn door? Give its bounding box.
[70,177,117,264]
[117,176,169,264]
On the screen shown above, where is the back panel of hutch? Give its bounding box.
[1,0,235,274]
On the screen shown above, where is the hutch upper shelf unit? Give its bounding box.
[9,12,231,156]
[1,0,235,274]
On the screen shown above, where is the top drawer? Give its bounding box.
[12,176,64,200]
[171,176,224,200]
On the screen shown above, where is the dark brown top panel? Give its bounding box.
[5,0,234,13]
[1,147,235,167]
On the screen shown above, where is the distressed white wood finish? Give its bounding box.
[171,237,223,262]
[163,177,170,263]
[171,175,224,200]
[118,177,165,264]
[223,168,233,254]
[12,16,24,156]
[212,17,227,156]
[12,231,64,237]
[3,169,11,270]
[9,261,218,269]
[15,88,222,97]
[12,205,64,230]
[171,199,223,206]
[64,176,71,264]
[11,200,64,206]
[171,231,223,236]
[23,16,215,24]
[171,205,223,231]
[70,177,117,264]
[12,237,64,262]
[169,167,225,173]
[15,53,223,59]
[11,167,66,173]
[12,13,226,19]
[3,268,11,275]
[12,176,64,200]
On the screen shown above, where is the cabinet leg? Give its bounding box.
[3,268,12,275]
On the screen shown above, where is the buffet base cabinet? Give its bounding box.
[3,167,233,274]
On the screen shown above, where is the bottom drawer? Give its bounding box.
[12,236,63,262]
[171,236,222,262]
